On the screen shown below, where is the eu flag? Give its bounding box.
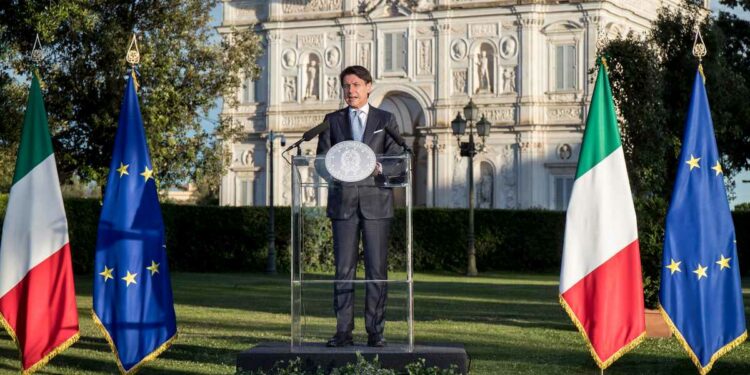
[93,72,177,374]
[659,68,746,374]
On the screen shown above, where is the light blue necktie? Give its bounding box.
[352,110,365,142]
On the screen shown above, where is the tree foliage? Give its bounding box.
[0,1,263,196]
[601,1,750,307]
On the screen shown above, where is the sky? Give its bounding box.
[202,1,750,207]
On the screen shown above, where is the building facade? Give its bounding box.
[218,0,691,210]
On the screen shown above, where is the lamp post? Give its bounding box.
[451,99,491,276]
[267,131,286,275]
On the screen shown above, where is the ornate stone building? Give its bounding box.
[218,0,697,209]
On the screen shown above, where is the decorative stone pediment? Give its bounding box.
[541,20,584,35]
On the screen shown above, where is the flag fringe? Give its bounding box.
[92,310,178,375]
[559,295,645,370]
[0,310,80,375]
[657,304,747,375]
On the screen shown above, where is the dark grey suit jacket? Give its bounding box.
[316,106,403,220]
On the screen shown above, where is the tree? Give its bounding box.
[600,1,750,307]
[0,1,263,195]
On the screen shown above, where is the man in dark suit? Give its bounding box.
[316,65,402,348]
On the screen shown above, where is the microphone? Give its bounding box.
[384,126,411,153]
[284,120,330,153]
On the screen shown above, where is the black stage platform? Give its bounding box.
[237,342,469,374]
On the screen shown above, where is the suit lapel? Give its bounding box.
[362,107,379,146]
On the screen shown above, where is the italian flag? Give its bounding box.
[559,59,645,369]
[0,74,79,373]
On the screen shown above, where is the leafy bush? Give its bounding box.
[239,354,460,375]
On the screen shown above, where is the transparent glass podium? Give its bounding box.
[290,153,413,352]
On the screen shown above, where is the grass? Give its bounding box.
[1,272,750,374]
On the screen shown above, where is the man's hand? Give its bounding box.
[371,162,383,176]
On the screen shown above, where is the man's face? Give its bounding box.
[342,74,372,109]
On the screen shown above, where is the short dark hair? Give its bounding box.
[339,65,372,85]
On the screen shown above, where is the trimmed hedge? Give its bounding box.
[0,198,749,281]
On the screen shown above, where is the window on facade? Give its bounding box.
[554,176,574,211]
[555,44,576,91]
[384,32,407,72]
[240,179,252,206]
[243,78,255,103]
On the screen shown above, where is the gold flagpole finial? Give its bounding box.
[30,33,45,87]
[126,34,140,66]
[692,25,707,81]
[126,34,141,90]
[31,33,44,65]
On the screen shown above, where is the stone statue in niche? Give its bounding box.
[284,77,296,102]
[305,60,318,100]
[503,67,516,93]
[476,50,492,94]
[327,76,339,100]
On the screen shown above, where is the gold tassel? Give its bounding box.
[657,304,747,375]
[92,310,178,375]
[559,295,646,370]
[1,311,80,375]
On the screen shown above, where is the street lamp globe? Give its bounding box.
[463,98,479,122]
[451,112,467,137]
[476,114,491,139]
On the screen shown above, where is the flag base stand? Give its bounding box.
[645,309,672,338]
[236,342,468,374]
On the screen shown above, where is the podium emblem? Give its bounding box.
[325,141,376,182]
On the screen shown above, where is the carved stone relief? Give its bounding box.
[282,0,342,13]
[417,39,432,75]
[326,76,339,100]
[241,150,254,166]
[325,46,341,68]
[499,36,518,59]
[469,23,497,38]
[452,70,467,95]
[283,77,297,102]
[282,49,297,69]
[297,34,323,49]
[547,107,582,122]
[558,144,572,160]
[357,43,371,69]
[281,114,326,131]
[483,108,514,123]
[502,66,517,93]
[451,39,467,61]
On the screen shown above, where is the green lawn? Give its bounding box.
[1,272,750,374]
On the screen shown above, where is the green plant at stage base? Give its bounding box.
[239,354,459,375]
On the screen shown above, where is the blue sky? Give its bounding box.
[201,1,750,206]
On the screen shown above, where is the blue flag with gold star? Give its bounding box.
[659,68,746,374]
[93,72,177,374]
